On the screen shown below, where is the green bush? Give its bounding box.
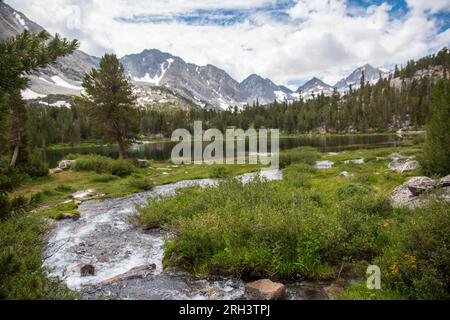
[19,152,49,178]
[73,155,113,173]
[279,147,319,168]
[283,163,316,188]
[111,160,135,177]
[377,201,450,300]
[336,183,372,201]
[64,153,80,160]
[0,214,74,299]
[73,155,135,176]
[0,194,12,221]
[54,184,74,193]
[128,176,155,191]
[139,178,345,278]
[209,166,232,179]
[90,174,119,183]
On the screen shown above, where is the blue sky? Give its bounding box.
[8,0,450,87]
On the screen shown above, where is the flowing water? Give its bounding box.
[44,170,332,300]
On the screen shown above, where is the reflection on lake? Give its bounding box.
[42,134,408,167]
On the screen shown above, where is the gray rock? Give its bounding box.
[443,187,450,204]
[343,158,365,164]
[58,160,75,170]
[406,176,438,196]
[52,168,63,174]
[390,176,448,208]
[438,175,450,188]
[315,160,334,169]
[340,171,354,178]
[390,153,407,161]
[99,264,156,285]
[201,288,225,300]
[136,159,149,168]
[391,183,421,208]
[388,160,419,172]
[245,279,285,300]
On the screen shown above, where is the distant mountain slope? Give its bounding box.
[121,49,293,109]
[240,74,295,104]
[335,64,390,92]
[297,77,334,99]
[0,1,99,98]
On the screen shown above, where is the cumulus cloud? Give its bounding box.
[406,0,450,14]
[6,0,450,87]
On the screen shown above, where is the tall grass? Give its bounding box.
[138,170,392,279]
[73,155,136,176]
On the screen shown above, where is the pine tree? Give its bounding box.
[421,79,450,176]
[81,54,139,159]
[0,30,78,166]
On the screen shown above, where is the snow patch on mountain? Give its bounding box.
[21,88,46,100]
[50,76,83,90]
[13,12,28,30]
[133,58,174,85]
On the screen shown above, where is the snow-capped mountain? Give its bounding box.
[334,64,389,92]
[121,49,264,109]
[297,77,334,99]
[2,2,401,109]
[240,74,295,104]
[0,1,99,99]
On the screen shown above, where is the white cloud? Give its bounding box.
[6,0,450,87]
[406,0,450,14]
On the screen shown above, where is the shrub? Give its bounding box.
[283,163,316,188]
[90,174,119,183]
[209,166,232,179]
[0,194,11,221]
[0,214,74,299]
[377,201,450,300]
[64,153,80,160]
[111,160,135,177]
[73,155,135,176]
[73,155,113,173]
[0,161,26,192]
[54,184,74,193]
[280,147,319,168]
[138,178,345,278]
[128,176,155,191]
[336,183,371,201]
[19,152,49,178]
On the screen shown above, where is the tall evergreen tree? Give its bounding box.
[421,79,450,176]
[81,54,139,159]
[0,30,78,166]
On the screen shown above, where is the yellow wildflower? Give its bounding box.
[390,263,399,275]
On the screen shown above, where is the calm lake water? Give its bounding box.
[42,134,408,167]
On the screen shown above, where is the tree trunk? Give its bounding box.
[118,140,127,159]
[10,141,20,167]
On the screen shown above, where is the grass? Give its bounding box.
[0,213,76,299]
[39,202,80,220]
[12,159,264,210]
[11,144,448,300]
[136,145,449,299]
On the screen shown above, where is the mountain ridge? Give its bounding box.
[1,1,393,109]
